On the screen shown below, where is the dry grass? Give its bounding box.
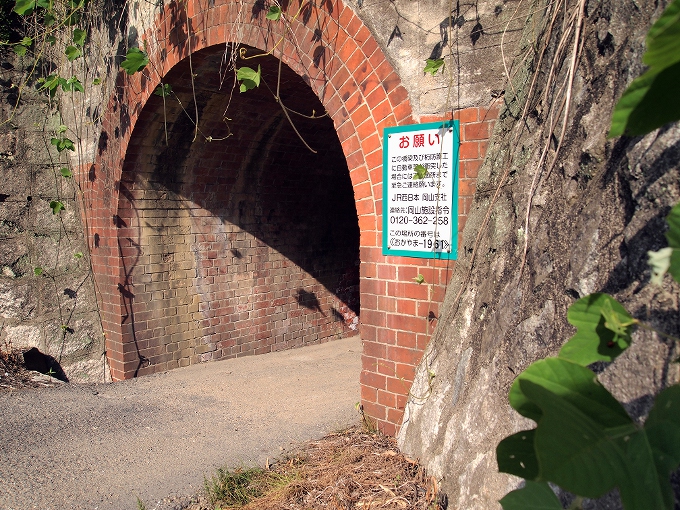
[192,426,441,510]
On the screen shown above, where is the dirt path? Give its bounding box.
[0,336,361,510]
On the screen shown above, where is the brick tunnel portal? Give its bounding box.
[115,44,360,376]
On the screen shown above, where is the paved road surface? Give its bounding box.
[0,336,361,510]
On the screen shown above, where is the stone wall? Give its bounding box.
[398,0,680,507]
[0,49,106,382]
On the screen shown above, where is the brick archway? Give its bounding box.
[85,0,489,434]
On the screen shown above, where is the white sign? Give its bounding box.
[382,121,459,259]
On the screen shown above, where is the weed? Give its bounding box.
[204,466,296,507]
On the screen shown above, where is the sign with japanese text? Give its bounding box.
[382,121,459,259]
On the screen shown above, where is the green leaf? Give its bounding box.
[413,164,427,180]
[496,429,539,480]
[57,124,67,134]
[72,28,87,46]
[92,78,102,85]
[266,5,281,20]
[648,247,672,285]
[423,58,444,76]
[600,298,637,337]
[38,74,62,97]
[50,200,65,214]
[63,76,83,92]
[413,274,425,284]
[609,62,680,137]
[237,65,261,93]
[643,0,680,69]
[643,386,680,507]
[60,167,72,177]
[46,35,57,45]
[154,83,172,97]
[499,481,562,510]
[13,44,27,56]
[34,267,43,276]
[522,380,658,506]
[508,357,632,427]
[43,12,55,26]
[558,293,635,366]
[121,47,149,75]
[13,0,36,15]
[666,202,680,283]
[74,252,83,259]
[65,45,81,61]
[20,36,32,47]
[609,0,680,137]
[51,137,75,152]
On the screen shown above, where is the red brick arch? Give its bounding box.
[85,0,491,434]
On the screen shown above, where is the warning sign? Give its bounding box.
[382,121,459,259]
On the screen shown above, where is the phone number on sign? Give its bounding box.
[390,216,449,225]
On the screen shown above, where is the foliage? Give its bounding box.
[609,0,680,137]
[648,202,680,284]
[266,4,281,21]
[497,296,680,510]
[423,58,444,76]
[153,83,172,97]
[413,164,427,179]
[204,467,285,507]
[49,200,65,214]
[236,65,261,93]
[121,47,149,75]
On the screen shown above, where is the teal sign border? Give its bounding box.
[382,120,460,260]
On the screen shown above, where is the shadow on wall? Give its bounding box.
[113,44,360,371]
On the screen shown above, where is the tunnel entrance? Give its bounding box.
[116,44,360,375]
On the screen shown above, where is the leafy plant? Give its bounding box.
[50,136,75,152]
[49,200,65,214]
[236,65,261,92]
[121,47,149,75]
[609,0,680,137]
[413,164,427,180]
[266,4,281,21]
[153,83,172,97]
[423,58,444,76]
[647,202,680,285]
[497,294,680,509]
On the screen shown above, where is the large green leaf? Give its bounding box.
[423,58,444,76]
[499,481,562,510]
[496,429,539,480]
[237,65,261,93]
[609,62,680,137]
[645,386,680,481]
[121,47,149,75]
[521,381,635,499]
[558,293,635,366]
[72,28,87,46]
[609,0,680,137]
[644,0,680,68]
[666,202,680,282]
[266,5,281,20]
[509,358,632,427]
[13,0,35,15]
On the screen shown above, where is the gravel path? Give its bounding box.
[0,336,361,510]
